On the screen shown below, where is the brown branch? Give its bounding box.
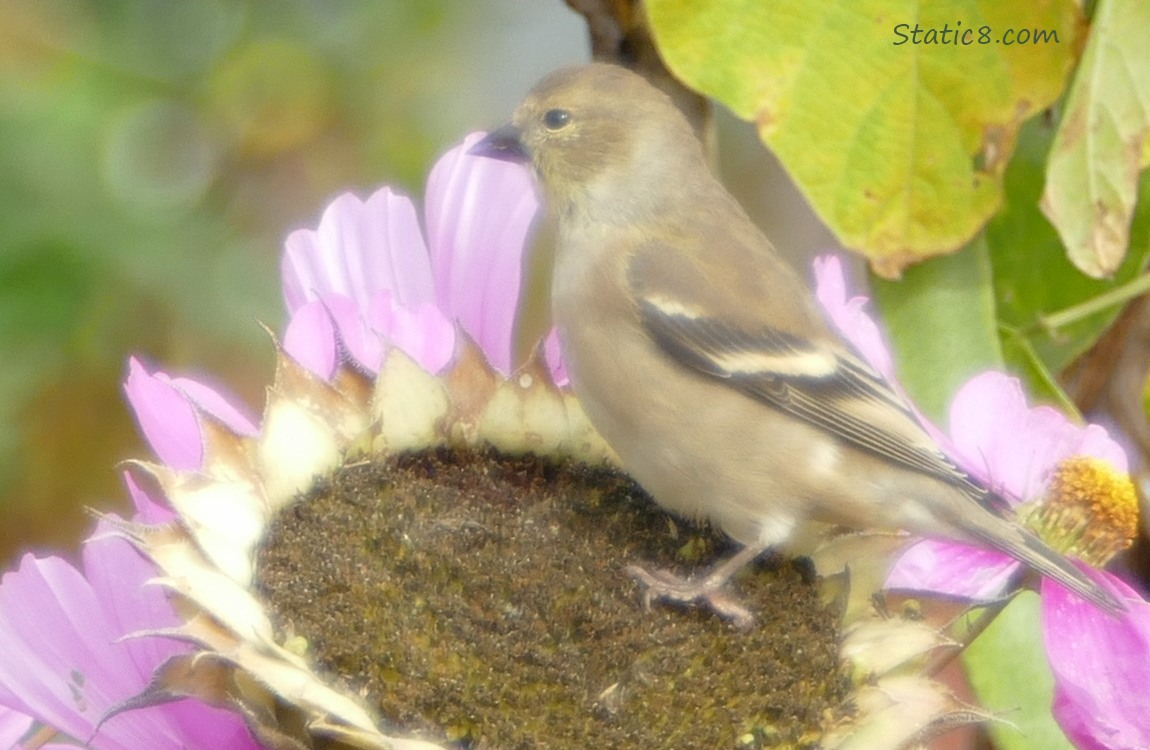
[564,0,713,148]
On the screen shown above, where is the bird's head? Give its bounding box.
[472,63,705,218]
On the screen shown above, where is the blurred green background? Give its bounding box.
[0,0,592,564]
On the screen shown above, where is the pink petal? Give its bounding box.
[1042,569,1150,749]
[0,527,257,749]
[283,299,341,380]
[813,255,895,381]
[122,469,176,525]
[425,132,540,374]
[123,358,202,471]
[282,188,436,313]
[0,703,35,747]
[288,291,456,377]
[123,359,257,471]
[946,373,1034,495]
[885,538,1021,600]
[0,556,104,735]
[811,255,950,448]
[321,294,384,373]
[170,376,257,437]
[1073,421,1130,474]
[288,294,384,375]
[366,291,456,374]
[83,524,257,748]
[949,373,1130,501]
[1074,412,1135,473]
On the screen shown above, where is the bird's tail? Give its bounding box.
[953,504,1122,614]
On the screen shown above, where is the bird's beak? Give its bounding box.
[470,124,529,164]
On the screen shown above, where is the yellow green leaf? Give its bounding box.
[646,0,1083,277]
[1040,0,1150,278]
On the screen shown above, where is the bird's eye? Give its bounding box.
[542,108,571,130]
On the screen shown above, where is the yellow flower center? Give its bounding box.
[1020,456,1140,567]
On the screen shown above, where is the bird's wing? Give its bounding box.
[626,242,991,502]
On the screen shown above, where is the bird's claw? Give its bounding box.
[624,563,755,629]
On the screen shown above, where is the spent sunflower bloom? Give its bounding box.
[107,186,992,746]
[813,254,1150,749]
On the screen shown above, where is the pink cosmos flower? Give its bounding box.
[281,131,549,381]
[0,518,259,750]
[813,254,1150,749]
[883,373,1127,600]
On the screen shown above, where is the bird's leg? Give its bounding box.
[624,544,767,629]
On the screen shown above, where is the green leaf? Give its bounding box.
[870,236,1004,422]
[646,0,1083,277]
[963,592,1074,750]
[990,117,1150,382]
[1040,0,1150,278]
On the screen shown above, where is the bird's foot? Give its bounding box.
[624,563,756,629]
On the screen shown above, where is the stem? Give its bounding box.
[1037,273,1150,332]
